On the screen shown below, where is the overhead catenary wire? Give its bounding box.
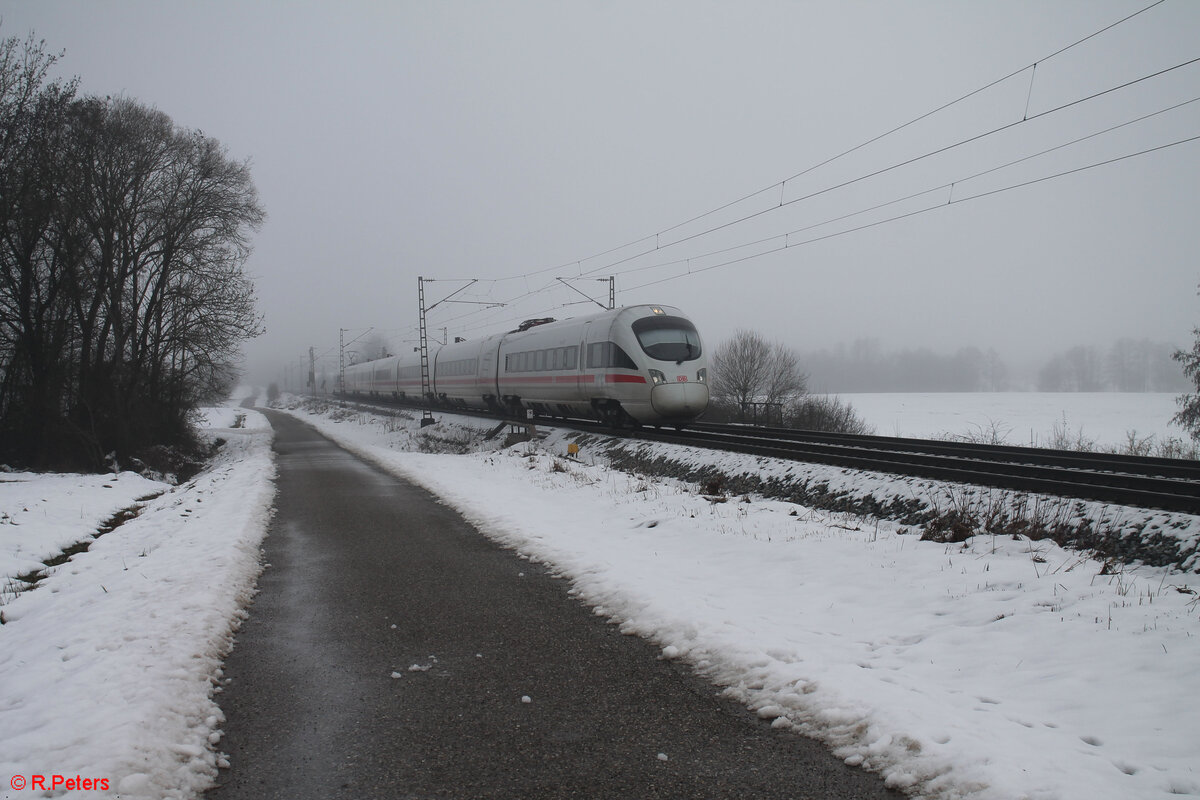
[577,93,1200,289]
[432,2,1192,338]
[482,115,1200,305]
[486,0,1173,288]
[622,131,1200,293]
[572,51,1200,283]
[339,0,1189,351]
[392,91,1200,344]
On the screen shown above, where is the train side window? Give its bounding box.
[588,342,607,369]
[566,346,578,369]
[534,350,545,371]
[587,341,636,369]
[447,358,476,376]
[611,343,637,369]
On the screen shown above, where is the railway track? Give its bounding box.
[330,396,1200,515]
[627,422,1200,515]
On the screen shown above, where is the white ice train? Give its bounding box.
[341,304,709,426]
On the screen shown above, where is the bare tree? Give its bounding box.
[709,329,871,433]
[762,341,807,404]
[0,28,79,463]
[710,329,806,420]
[710,329,770,413]
[62,98,264,457]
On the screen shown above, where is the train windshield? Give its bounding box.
[631,316,702,362]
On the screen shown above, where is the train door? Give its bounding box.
[580,318,612,414]
[571,322,591,406]
[478,335,502,408]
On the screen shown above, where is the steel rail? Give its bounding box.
[628,425,1200,515]
[688,422,1200,481]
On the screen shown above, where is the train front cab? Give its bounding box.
[588,305,708,425]
[630,309,708,421]
[624,307,705,422]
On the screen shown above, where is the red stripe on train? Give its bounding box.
[433,373,646,386]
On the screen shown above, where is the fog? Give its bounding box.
[7,0,1199,389]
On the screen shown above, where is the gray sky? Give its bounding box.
[5,0,1199,384]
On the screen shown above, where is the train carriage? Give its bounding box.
[343,345,437,399]
[342,354,400,396]
[345,304,709,426]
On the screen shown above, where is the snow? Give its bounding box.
[2,393,1199,800]
[0,406,276,800]
[0,470,168,591]
[839,391,1185,448]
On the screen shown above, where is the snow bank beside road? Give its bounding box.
[289,402,1200,800]
[0,409,276,799]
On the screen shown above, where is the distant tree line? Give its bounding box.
[798,340,1010,393]
[1037,340,1187,392]
[0,30,264,470]
[792,338,1187,393]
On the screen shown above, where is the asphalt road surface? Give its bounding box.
[205,410,903,799]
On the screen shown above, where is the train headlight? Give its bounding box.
[696,368,707,383]
[649,369,667,385]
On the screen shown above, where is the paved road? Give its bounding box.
[206,410,902,799]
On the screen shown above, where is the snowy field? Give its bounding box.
[1,394,1198,800]
[839,391,1186,448]
[0,407,276,799]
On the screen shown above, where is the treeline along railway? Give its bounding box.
[0,32,264,471]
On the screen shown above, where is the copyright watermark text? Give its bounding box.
[9,775,110,792]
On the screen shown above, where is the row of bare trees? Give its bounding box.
[798,340,1010,393]
[1,31,264,470]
